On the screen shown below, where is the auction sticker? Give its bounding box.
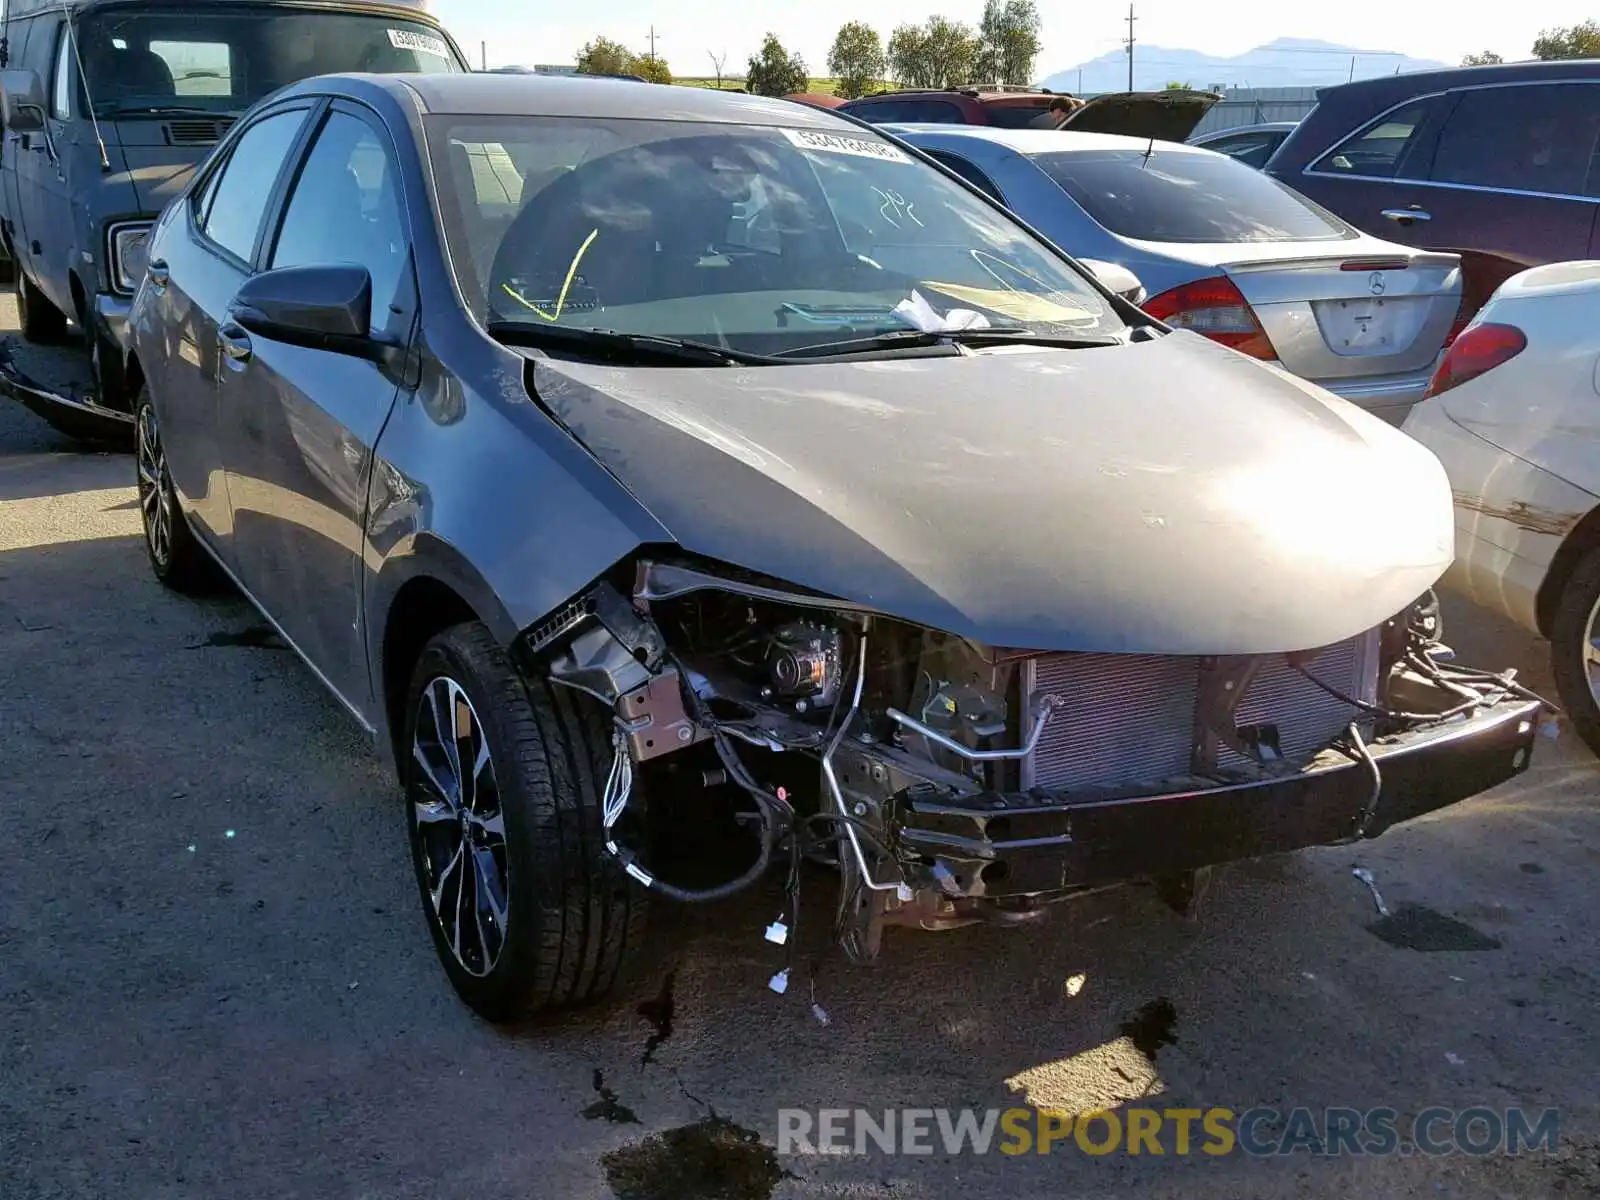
[781,128,911,163]
[389,28,450,58]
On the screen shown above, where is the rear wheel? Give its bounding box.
[403,623,649,1022]
[15,272,68,344]
[135,388,215,593]
[1549,546,1600,758]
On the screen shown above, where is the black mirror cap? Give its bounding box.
[231,263,374,345]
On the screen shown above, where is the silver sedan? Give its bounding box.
[886,125,1463,425]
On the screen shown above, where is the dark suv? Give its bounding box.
[1267,60,1600,324]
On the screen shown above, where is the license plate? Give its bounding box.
[1312,295,1427,357]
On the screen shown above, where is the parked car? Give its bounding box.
[841,86,1218,142]
[1189,120,1298,169]
[886,125,1462,424]
[0,0,469,440]
[129,73,1539,1022]
[1403,260,1600,755]
[1266,60,1600,333]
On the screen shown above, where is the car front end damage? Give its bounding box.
[523,556,1545,962]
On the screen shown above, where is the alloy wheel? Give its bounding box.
[410,677,509,978]
[136,405,173,568]
[1584,594,1600,709]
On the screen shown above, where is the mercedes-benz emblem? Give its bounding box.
[1369,272,1387,296]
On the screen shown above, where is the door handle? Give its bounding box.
[147,259,170,291]
[1381,207,1431,223]
[218,322,253,369]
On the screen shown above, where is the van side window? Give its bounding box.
[53,26,73,119]
[1312,97,1439,179]
[1430,84,1600,198]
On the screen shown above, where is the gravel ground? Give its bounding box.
[1,299,1596,1199]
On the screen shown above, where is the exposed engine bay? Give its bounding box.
[529,557,1548,966]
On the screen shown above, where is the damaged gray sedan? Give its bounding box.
[128,73,1546,1021]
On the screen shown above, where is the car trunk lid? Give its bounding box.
[1133,237,1462,381]
[1028,89,1221,142]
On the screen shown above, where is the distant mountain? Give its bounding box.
[1039,37,1450,94]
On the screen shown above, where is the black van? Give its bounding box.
[0,0,467,435]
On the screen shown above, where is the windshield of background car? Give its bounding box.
[425,115,1125,355]
[75,8,463,118]
[1033,147,1357,243]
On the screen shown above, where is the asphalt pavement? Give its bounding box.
[1,298,1596,1199]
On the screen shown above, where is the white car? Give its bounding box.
[1403,261,1600,754]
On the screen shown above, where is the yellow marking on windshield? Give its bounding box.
[501,227,600,321]
[922,281,1096,324]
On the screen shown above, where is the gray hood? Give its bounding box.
[526,332,1453,655]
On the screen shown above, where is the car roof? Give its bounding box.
[882,124,1215,156]
[1317,56,1600,102]
[341,73,847,126]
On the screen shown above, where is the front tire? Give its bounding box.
[15,272,68,344]
[404,623,649,1022]
[1549,546,1600,758]
[135,388,215,593]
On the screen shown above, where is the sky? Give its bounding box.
[432,0,1597,78]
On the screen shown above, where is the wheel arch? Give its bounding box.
[374,535,522,775]
[1535,502,1600,638]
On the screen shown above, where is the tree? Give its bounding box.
[575,37,634,77]
[1461,51,1503,66]
[827,22,885,99]
[1165,80,1192,89]
[1533,20,1600,60]
[634,53,673,84]
[707,49,728,90]
[888,17,980,89]
[746,32,808,96]
[977,0,1042,86]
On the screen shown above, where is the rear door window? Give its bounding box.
[1430,83,1600,198]
[198,108,309,263]
[1312,96,1440,179]
[1034,147,1355,243]
[925,150,1004,202]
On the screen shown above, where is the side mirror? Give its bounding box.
[1079,258,1147,306]
[0,70,47,134]
[229,264,380,358]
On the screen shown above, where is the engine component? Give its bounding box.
[548,623,652,705]
[764,620,843,709]
[918,678,1008,742]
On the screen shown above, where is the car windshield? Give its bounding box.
[75,7,463,118]
[1033,147,1356,244]
[426,115,1125,357]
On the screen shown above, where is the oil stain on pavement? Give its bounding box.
[581,1069,640,1125]
[197,625,286,650]
[1118,997,1179,1059]
[601,1115,790,1200]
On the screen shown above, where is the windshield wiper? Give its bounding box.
[774,327,1123,360]
[486,321,772,366]
[97,103,242,119]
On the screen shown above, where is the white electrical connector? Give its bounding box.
[764,919,789,946]
[768,968,790,995]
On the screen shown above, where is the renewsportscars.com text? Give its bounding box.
[777,1106,1561,1158]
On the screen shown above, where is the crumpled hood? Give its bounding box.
[526,331,1453,655]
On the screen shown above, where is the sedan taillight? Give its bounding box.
[1422,322,1526,399]
[1141,276,1276,360]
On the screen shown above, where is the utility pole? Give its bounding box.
[1348,55,1356,82]
[647,26,659,60]
[480,41,487,71]
[1124,3,1137,92]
